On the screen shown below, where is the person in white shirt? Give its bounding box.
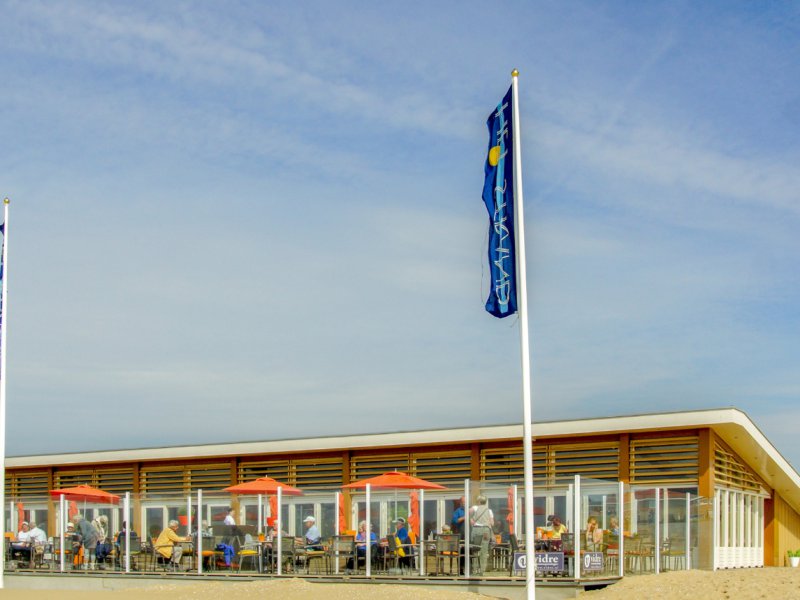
[28,522,47,545]
[11,521,32,562]
[223,508,236,526]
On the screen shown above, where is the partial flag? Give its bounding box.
[482,86,517,318]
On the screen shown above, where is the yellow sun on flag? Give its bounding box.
[488,145,502,166]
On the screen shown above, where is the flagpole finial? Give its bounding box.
[511,69,519,78]
[3,198,8,205]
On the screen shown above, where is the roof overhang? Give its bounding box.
[8,407,800,512]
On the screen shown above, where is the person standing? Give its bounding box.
[451,497,466,536]
[73,514,100,569]
[223,508,236,526]
[469,496,494,575]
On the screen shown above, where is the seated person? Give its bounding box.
[549,515,568,540]
[65,522,84,568]
[155,520,191,568]
[585,516,603,548]
[11,521,32,562]
[609,517,621,537]
[347,520,377,569]
[302,515,323,550]
[394,517,415,569]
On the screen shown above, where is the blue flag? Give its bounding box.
[482,87,517,318]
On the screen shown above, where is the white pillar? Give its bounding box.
[685,493,691,570]
[419,489,425,576]
[366,484,371,577]
[334,492,340,575]
[574,475,581,580]
[464,479,470,578]
[654,488,660,574]
[124,492,131,573]
[197,489,203,575]
[60,494,66,573]
[277,487,283,576]
[618,481,624,578]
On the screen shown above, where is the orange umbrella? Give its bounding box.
[223,476,303,496]
[342,471,446,490]
[49,484,120,504]
[507,487,515,533]
[337,492,347,534]
[408,490,420,537]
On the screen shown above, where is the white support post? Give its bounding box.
[60,494,66,573]
[685,493,691,570]
[618,481,624,578]
[334,492,340,575]
[464,479,470,578]
[366,484,371,577]
[654,488,660,574]
[124,492,131,573]
[187,494,192,538]
[574,475,581,580]
[197,489,203,575]
[713,491,719,571]
[277,487,283,576]
[419,489,425,576]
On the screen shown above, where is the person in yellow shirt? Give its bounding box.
[155,520,191,569]
[550,516,568,540]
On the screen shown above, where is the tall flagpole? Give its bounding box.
[510,71,535,600]
[0,198,10,589]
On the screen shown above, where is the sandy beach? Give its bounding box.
[1,569,799,600]
[578,568,800,599]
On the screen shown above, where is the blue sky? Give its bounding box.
[1,1,799,467]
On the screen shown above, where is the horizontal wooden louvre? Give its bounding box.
[293,458,343,488]
[552,442,619,483]
[95,469,135,494]
[238,460,291,484]
[140,463,231,497]
[52,468,135,495]
[411,451,471,484]
[187,465,232,491]
[350,454,410,480]
[715,442,764,493]
[237,458,343,488]
[140,467,184,497]
[481,444,616,483]
[630,436,698,484]
[54,470,94,489]
[5,471,49,499]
